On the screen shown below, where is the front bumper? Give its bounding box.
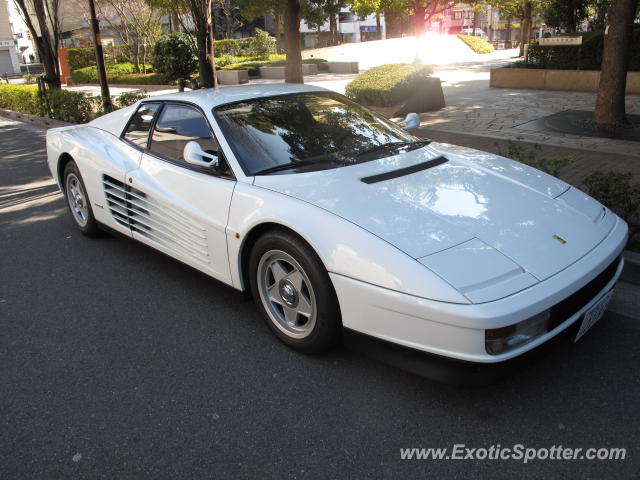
[331,216,627,369]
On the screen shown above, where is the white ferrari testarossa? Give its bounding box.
[46,84,627,383]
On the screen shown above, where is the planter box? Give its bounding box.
[327,62,359,74]
[217,69,249,85]
[259,66,286,79]
[259,64,318,79]
[490,68,640,93]
[366,77,446,118]
[302,64,318,75]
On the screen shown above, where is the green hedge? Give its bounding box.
[67,45,131,72]
[527,27,640,71]
[219,56,327,75]
[0,84,97,123]
[107,73,167,85]
[71,63,153,83]
[213,37,254,56]
[457,34,495,54]
[220,61,269,76]
[344,63,434,106]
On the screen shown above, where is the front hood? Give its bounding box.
[254,143,614,283]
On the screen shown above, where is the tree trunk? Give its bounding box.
[31,0,61,89]
[593,0,639,127]
[329,13,337,46]
[208,0,218,88]
[505,17,512,49]
[197,30,214,88]
[413,2,426,36]
[376,11,382,40]
[133,44,141,73]
[284,0,303,83]
[519,2,532,57]
[224,0,232,38]
[274,13,283,53]
[172,11,181,32]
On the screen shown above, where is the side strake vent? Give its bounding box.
[360,156,448,184]
[102,175,209,265]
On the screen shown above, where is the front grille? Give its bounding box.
[549,256,621,330]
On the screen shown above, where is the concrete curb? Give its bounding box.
[0,108,73,129]
[622,250,640,285]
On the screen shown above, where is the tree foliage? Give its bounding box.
[540,0,589,32]
[152,33,198,82]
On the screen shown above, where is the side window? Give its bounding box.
[149,104,220,163]
[123,103,161,148]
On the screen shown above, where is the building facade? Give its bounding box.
[0,0,35,74]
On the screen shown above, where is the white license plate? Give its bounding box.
[575,289,614,342]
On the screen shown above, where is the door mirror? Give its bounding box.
[396,112,420,131]
[183,141,219,169]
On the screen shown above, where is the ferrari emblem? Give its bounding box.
[553,235,567,244]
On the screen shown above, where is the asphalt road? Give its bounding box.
[1,118,639,479]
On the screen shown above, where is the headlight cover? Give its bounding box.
[485,310,551,355]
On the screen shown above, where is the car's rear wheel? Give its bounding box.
[249,230,341,353]
[63,161,99,237]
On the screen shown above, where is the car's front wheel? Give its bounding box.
[63,160,99,237]
[249,230,341,353]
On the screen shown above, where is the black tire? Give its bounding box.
[63,160,100,237]
[249,230,341,353]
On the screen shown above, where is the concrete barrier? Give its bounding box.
[490,68,640,93]
[216,69,249,85]
[258,66,286,79]
[0,108,72,128]
[327,62,359,74]
[302,64,318,75]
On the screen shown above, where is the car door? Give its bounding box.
[100,102,162,237]
[126,102,236,285]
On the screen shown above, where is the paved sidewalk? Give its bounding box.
[419,72,640,159]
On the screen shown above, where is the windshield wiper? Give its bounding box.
[253,157,342,176]
[354,139,432,159]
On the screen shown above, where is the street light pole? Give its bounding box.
[87,0,112,112]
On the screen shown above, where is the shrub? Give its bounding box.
[22,73,36,84]
[213,37,253,56]
[216,54,237,68]
[249,28,276,59]
[0,84,97,123]
[152,33,198,83]
[0,84,40,115]
[108,73,167,85]
[495,139,576,178]
[46,89,98,123]
[457,34,495,54]
[582,171,640,223]
[344,63,434,106]
[301,57,328,64]
[267,57,327,66]
[114,91,149,108]
[526,26,640,71]
[67,45,130,72]
[71,63,152,84]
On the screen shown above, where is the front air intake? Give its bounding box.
[102,175,209,265]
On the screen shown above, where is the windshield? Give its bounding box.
[213,92,424,175]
